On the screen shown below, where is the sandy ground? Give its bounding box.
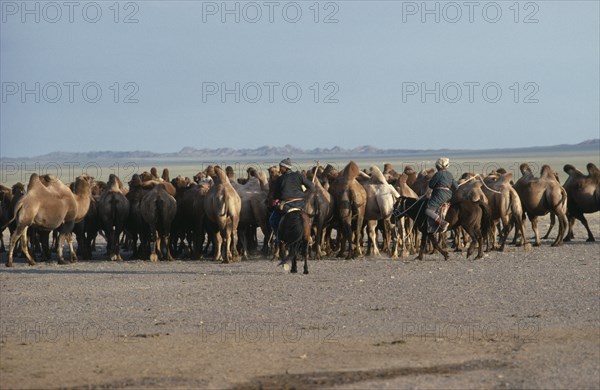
[0,215,599,389]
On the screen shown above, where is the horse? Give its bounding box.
[393,196,448,260]
[277,208,310,274]
[393,196,492,260]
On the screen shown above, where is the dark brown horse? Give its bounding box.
[394,196,491,260]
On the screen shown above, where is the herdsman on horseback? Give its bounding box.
[270,158,314,245]
[425,157,458,232]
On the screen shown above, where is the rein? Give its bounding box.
[458,175,503,194]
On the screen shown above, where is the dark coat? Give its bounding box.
[273,170,314,201]
[427,169,458,209]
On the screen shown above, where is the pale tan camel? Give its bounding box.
[204,167,242,263]
[483,172,531,251]
[513,164,568,246]
[361,166,401,257]
[7,174,92,267]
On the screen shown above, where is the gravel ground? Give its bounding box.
[0,215,599,389]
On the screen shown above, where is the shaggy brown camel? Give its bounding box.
[305,170,334,259]
[204,166,242,263]
[513,163,568,246]
[98,174,130,261]
[562,163,600,241]
[140,183,177,262]
[6,174,92,267]
[328,161,367,259]
[482,172,531,251]
[392,173,419,257]
[232,170,270,258]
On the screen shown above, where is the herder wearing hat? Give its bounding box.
[424,157,457,232]
[269,158,314,245]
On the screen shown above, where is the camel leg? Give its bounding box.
[564,214,575,242]
[366,221,379,256]
[150,230,159,262]
[57,233,69,265]
[551,212,568,247]
[578,214,595,242]
[354,215,364,258]
[10,226,36,266]
[542,212,555,239]
[530,217,541,246]
[67,234,78,262]
[214,232,224,262]
[164,235,174,261]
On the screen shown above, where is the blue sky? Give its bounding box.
[1,0,599,157]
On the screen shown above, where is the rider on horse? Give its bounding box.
[270,158,314,243]
[424,157,457,233]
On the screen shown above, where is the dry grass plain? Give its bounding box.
[0,153,599,389]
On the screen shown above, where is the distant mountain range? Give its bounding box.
[4,139,599,161]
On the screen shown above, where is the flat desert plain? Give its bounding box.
[0,154,599,389]
[1,215,599,389]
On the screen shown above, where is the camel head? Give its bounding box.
[12,182,25,196]
[171,175,188,190]
[74,175,92,195]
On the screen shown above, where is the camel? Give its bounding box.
[328,161,367,259]
[305,167,334,259]
[391,173,419,257]
[232,169,270,258]
[361,166,401,257]
[98,174,130,261]
[125,174,151,259]
[410,168,434,197]
[141,183,177,262]
[513,163,568,246]
[0,185,13,252]
[204,166,242,263]
[562,163,600,241]
[6,174,92,267]
[482,171,531,251]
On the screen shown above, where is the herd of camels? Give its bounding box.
[0,160,598,268]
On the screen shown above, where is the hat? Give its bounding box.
[279,158,293,169]
[436,157,450,170]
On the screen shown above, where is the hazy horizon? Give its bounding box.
[1,1,599,158]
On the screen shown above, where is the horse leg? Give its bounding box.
[429,233,449,260]
[416,228,427,260]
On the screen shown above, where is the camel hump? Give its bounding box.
[27,173,41,190]
[342,161,360,181]
[214,166,231,185]
[587,163,600,178]
[563,164,584,178]
[368,166,387,184]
